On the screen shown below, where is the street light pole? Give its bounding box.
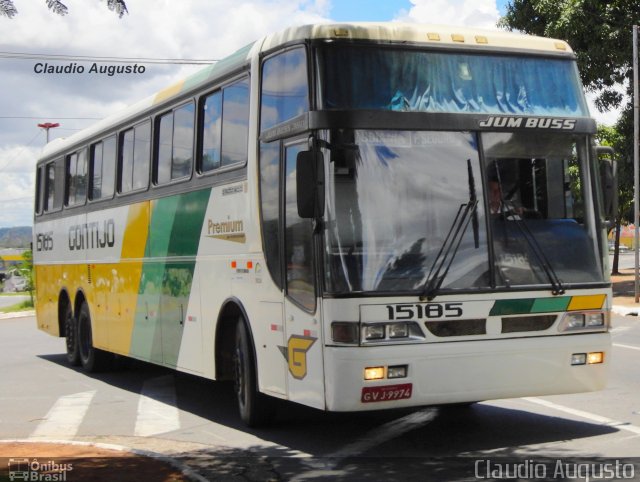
[634,25,639,302]
[37,122,60,143]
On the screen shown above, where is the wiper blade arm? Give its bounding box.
[509,216,565,295]
[420,199,478,301]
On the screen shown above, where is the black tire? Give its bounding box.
[77,302,113,372]
[234,320,275,427]
[63,303,80,366]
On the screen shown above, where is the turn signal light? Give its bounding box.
[364,367,385,380]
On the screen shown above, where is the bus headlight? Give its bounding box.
[559,311,608,332]
[388,322,409,338]
[585,313,605,327]
[361,322,424,344]
[363,324,386,340]
[331,322,425,345]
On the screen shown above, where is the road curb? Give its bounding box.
[0,438,208,482]
[0,310,35,320]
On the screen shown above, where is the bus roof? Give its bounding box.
[38,22,573,163]
[261,22,573,54]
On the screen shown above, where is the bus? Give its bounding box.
[33,23,614,426]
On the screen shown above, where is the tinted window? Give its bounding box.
[285,142,315,310]
[120,121,150,193]
[221,78,250,167]
[260,48,308,132]
[45,160,60,212]
[91,136,116,200]
[259,141,282,288]
[156,102,194,184]
[66,149,87,206]
[201,91,222,171]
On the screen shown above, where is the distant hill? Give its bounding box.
[0,227,32,249]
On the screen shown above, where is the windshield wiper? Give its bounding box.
[505,214,565,295]
[420,160,478,301]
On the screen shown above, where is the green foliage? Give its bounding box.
[19,249,34,305]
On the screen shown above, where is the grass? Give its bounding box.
[0,297,34,313]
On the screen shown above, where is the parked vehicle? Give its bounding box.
[3,268,29,293]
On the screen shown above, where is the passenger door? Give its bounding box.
[282,141,324,409]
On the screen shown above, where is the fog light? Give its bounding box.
[585,313,605,327]
[387,365,408,379]
[571,353,587,365]
[388,322,409,338]
[332,322,359,344]
[364,366,385,380]
[587,352,604,364]
[363,324,385,340]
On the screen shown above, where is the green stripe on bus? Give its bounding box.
[490,296,575,316]
[531,297,571,313]
[130,189,211,365]
[490,298,535,316]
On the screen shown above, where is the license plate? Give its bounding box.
[361,383,413,403]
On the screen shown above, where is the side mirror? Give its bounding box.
[596,146,617,221]
[296,151,325,219]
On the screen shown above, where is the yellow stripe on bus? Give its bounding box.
[107,202,150,355]
[567,294,606,311]
[154,80,185,104]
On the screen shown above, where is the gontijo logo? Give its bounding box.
[279,335,317,379]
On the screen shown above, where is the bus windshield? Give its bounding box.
[317,45,589,117]
[323,129,604,295]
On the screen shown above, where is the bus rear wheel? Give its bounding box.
[77,302,112,372]
[233,319,275,427]
[64,303,80,366]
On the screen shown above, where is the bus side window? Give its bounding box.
[120,121,151,193]
[260,48,308,132]
[199,76,249,174]
[221,77,249,167]
[35,167,42,215]
[156,102,194,184]
[91,136,116,201]
[44,159,62,212]
[66,149,87,207]
[201,91,222,172]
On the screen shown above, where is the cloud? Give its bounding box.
[395,0,500,29]
[0,0,331,228]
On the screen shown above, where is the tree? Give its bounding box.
[19,250,34,307]
[0,0,127,18]
[597,123,632,273]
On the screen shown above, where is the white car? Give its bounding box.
[3,269,29,292]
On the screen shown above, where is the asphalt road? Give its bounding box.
[1,314,639,481]
[0,294,29,310]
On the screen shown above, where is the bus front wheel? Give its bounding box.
[233,319,274,427]
[64,303,80,366]
[77,302,112,372]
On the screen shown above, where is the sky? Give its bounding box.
[0,0,618,228]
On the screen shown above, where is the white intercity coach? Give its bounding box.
[33,23,615,426]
